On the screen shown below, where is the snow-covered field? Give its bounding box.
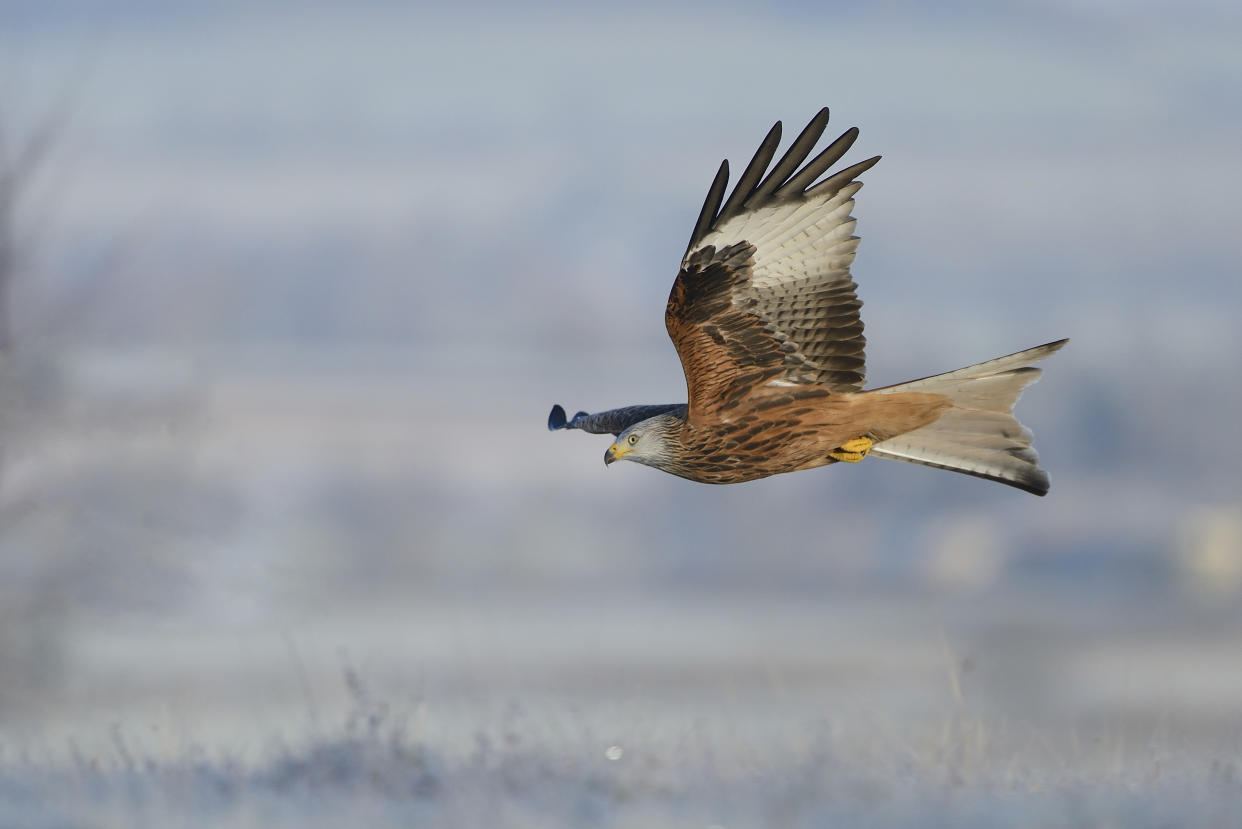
[6,591,1242,827]
[9,709,1240,828]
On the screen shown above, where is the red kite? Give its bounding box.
[550,109,1066,495]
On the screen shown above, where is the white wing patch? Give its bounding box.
[689,183,862,292]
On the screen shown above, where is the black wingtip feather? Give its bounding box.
[687,110,877,253]
[548,404,567,430]
[804,154,881,198]
[777,128,864,198]
[714,119,783,228]
[688,159,730,253]
[750,107,832,204]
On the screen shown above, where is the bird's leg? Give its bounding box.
[828,436,874,463]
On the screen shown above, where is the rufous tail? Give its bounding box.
[869,339,1068,495]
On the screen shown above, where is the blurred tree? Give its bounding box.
[0,94,71,351]
[0,96,233,722]
[0,101,69,719]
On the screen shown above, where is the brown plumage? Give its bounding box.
[549,108,1067,495]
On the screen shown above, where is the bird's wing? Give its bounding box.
[547,403,686,435]
[666,108,879,421]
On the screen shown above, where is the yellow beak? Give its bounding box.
[604,442,630,465]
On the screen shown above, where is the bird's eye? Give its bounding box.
[627,434,639,445]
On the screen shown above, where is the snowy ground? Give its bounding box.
[8,712,1240,829]
[5,592,1242,828]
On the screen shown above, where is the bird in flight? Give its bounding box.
[549,108,1066,495]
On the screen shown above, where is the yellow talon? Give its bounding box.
[840,437,874,453]
[828,436,873,464]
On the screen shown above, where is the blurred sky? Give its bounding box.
[5,1,1240,350]
[2,0,1240,576]
[2,0,1242,747]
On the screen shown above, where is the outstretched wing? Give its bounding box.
[547,403,685,436]
[666,108,879,420]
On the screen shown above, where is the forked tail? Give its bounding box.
[869,339,1068,495]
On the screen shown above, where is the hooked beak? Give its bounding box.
[604,442,630,466]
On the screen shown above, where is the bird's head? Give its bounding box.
[605,412,682,470]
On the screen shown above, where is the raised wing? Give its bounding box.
[667,108,879,419]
